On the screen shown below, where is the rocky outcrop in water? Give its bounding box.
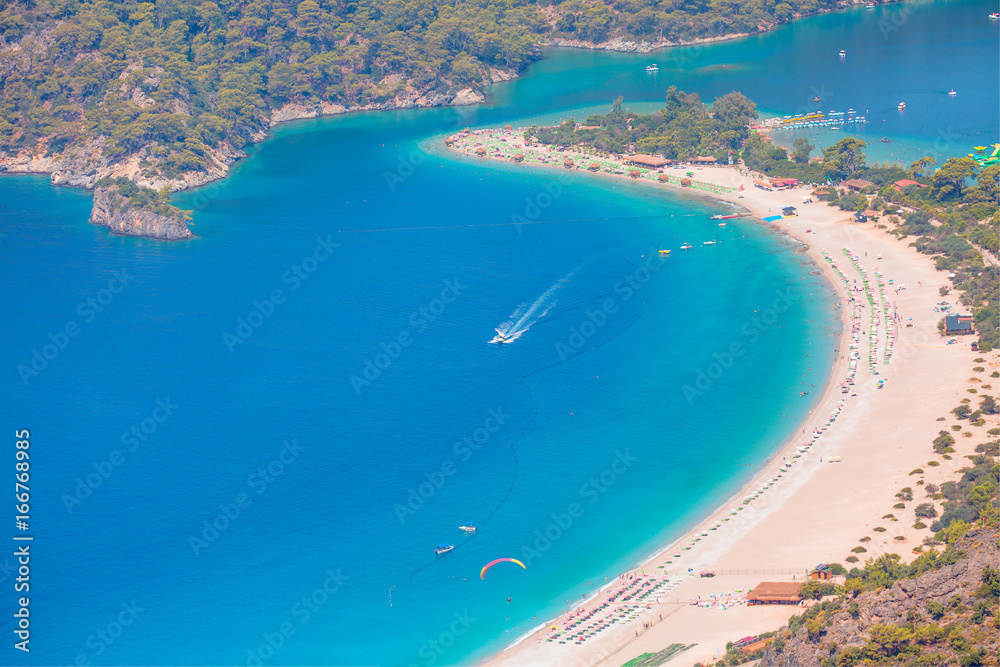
[90,186,192,241]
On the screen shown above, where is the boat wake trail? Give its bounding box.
[489,260,598,344]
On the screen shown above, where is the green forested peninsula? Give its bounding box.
[530,87,756,158]
[0,0,840,192]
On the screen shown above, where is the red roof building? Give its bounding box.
[893,179,928,190]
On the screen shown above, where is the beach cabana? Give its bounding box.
[782,206,797,216]
[657,174,670,182]
[628,169,642,178]
[692,156,717,164]
[513,153,524,162]
[588,163,601,171]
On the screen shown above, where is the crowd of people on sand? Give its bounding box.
[446,127,738,195]
[543,574,682,645]
[532,246,903,652]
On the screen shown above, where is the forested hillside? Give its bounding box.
[0,0,842,192]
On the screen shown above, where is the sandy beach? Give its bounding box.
[448,129,1000,667]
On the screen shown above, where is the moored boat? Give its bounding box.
[434,543,455,555]
[680,242,693,250]
[710,213,739,220]
[658,249,671,256]
[458,523,476,533]
[645,64,658,72]
[703,240,717,245]
[948,89,957,96]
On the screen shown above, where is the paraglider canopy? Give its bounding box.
[480,558,526,580]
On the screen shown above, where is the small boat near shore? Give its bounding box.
[459,523,477,533]
[645,64,658,72]
[680,242,693,250]
[710,213,740,220]
[703,240,717,245]
[880,137,892,143]
[434,543,455,555]
[658,249,671,256]
[898,102,906,110]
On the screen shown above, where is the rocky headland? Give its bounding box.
[89,184,193,241]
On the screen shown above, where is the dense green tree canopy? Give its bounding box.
[531,87,754,161]
[0,0,841,181]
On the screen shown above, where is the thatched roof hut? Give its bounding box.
[475,146,486,156]
[589,163,601,171]
[628,169,642,178]
[748,582,804,605]
[658,174,670,182]
[513,153,524,162]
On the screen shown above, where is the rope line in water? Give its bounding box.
[341,213,701,234]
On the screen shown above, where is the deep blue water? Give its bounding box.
[0,1,996,665]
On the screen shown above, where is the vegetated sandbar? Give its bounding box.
[446,128,994,667]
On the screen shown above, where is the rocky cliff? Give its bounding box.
[759,526,1000,667]
[90,186,192,241]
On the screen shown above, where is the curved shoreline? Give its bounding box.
[449,128,980,667]
[449,133,850,664]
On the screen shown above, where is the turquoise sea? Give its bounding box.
[0,1,996,665]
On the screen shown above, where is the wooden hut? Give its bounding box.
[629,169,642,178]
[810,564,833,581]
[588,163,601,171]
[474,146,486,156]
[623,154,670,168]
[680,177,692,187]
[658,174,670,182]
[843,178,875,191]
[748,582,804,606]
[563,158,575,169]
[513,153,524,162]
